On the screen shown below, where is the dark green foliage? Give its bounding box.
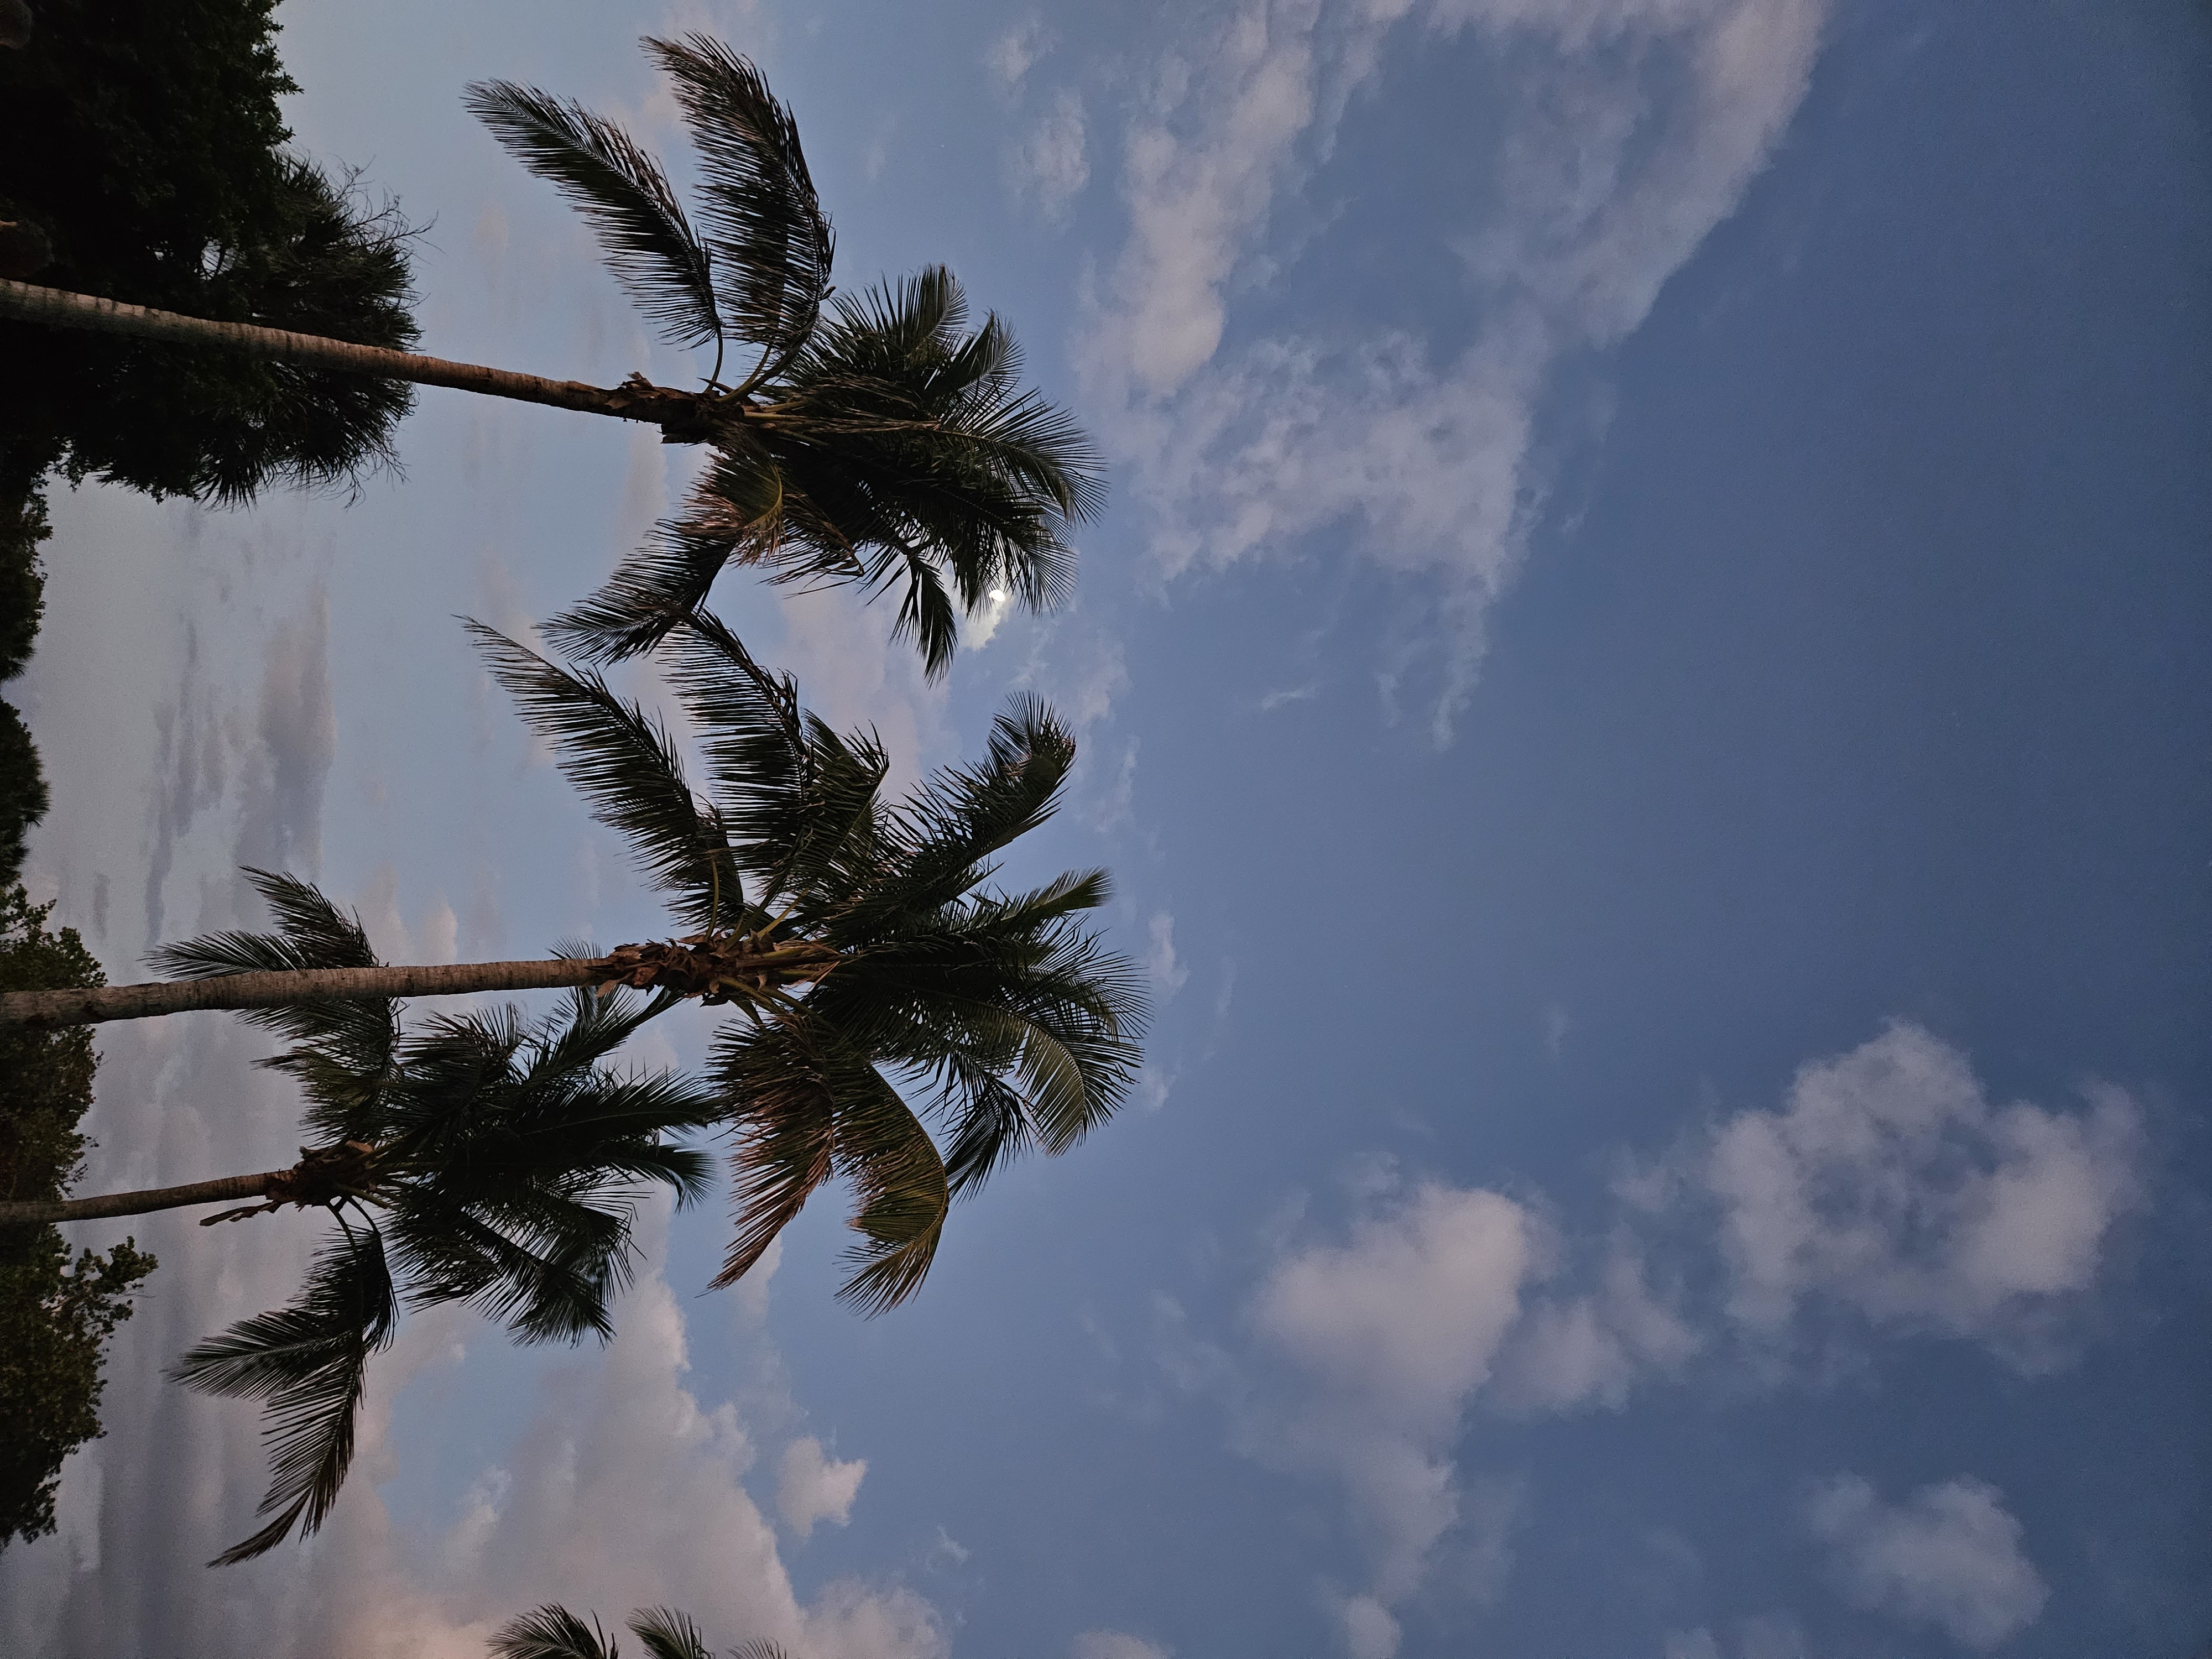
[0,701,47,893]
[0,885,158,1548]
[0,479,51,892]
[170,1226,393,1564]
[491,1601,789,1659]
[0,0,420,502]
[163,874,719,1562]
[0,481,49,681]
[0,1233,156,1547]
[552,264,1100,677]
[474,613,1145,1314]
[472,37,1098,675]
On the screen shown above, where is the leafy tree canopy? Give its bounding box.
[0,885,155,1548]
[0,0,420,503]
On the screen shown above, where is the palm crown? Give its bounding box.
[471,610,1145,1313]
[161,873,720,1563]
[492,1602,785,1659]
[466,35,1103,675]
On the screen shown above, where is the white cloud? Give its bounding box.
[777,1436,868,1537]
[6,1200,943,1659]
[1806,1474,2049,1649]
[1072,1631,1172,1659]
[1697,1022,2142,1364]
[1146,911,1192,1001]
[1080,0,1831,742]
[987,16,1053,90]
[1248,1181,1534,1653]
[1009,89,1091,222]
[1258,681,1320,711]
[1204,1021,2138,1656]
[1488,1236,1699,1413]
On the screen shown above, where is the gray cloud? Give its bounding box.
[1806,1474,2048,1649]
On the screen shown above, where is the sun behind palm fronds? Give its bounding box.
[466,35,1102,676]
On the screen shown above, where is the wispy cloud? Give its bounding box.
[1077,0,1831,742]
[1008,89,1091,222]
[1806,1474,2049,1648]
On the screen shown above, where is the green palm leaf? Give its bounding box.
[464,80,722,352]
[828,1060,949,1314]
[491,1605,622,1659]
[646,34,833,384]
[169,1224,396,1563]
[151,868,397,1140]
[467,623,738,930]
[629,1607,712,1659]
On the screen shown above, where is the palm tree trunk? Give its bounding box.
[0,1170,279,1225]
[0,957,604,1030]
[0,278,714,436]
[0,939,838,1029]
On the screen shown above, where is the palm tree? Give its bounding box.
[493,1603,785,1659]
[0,34,1100,671]
[1,616,1144,1311]
[25,870,725,1564]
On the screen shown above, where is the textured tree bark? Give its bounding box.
[0,958,605,1029]
[0,279,716,435]
[0,938,839,1029]
[0,1171,277,1226]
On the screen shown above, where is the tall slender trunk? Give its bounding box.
[0,1171,280,1227]
[0,957,604,1030]
[0,278,717,437]
[0,939,837,1029]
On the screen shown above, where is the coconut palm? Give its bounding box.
[493,1603,785,1659]
[0,615,1144,1313]
[0,33,1099,671]
[66,872,725,1564]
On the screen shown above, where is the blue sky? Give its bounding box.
[2,2,2207,1657]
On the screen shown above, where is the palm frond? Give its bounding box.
[628,1607,712,1659]
[465,80,722,351]
[708,1020,841,1290]
[830,1063,948,1314]
[467,623,737,931]
[149,869,400,1142]
[879,697,1076,911]
[491,1605,622,1659]
[170,1224,397,1563]
[646,34,833,384]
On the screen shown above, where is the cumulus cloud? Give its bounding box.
[1248,1181,1533,1653]
[987,16,1054,89]
[5,1202,943,1659]
[777,1436,868,1537]
[1691,1021,2143,1365]
[1806,1474,2049,1649]
[1207,1022,2138,1654]
[1079,0,1830,741]
[1072,1631,1173,1659]
[1486,1236,1699,1413]
[1009,89,1091,221]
